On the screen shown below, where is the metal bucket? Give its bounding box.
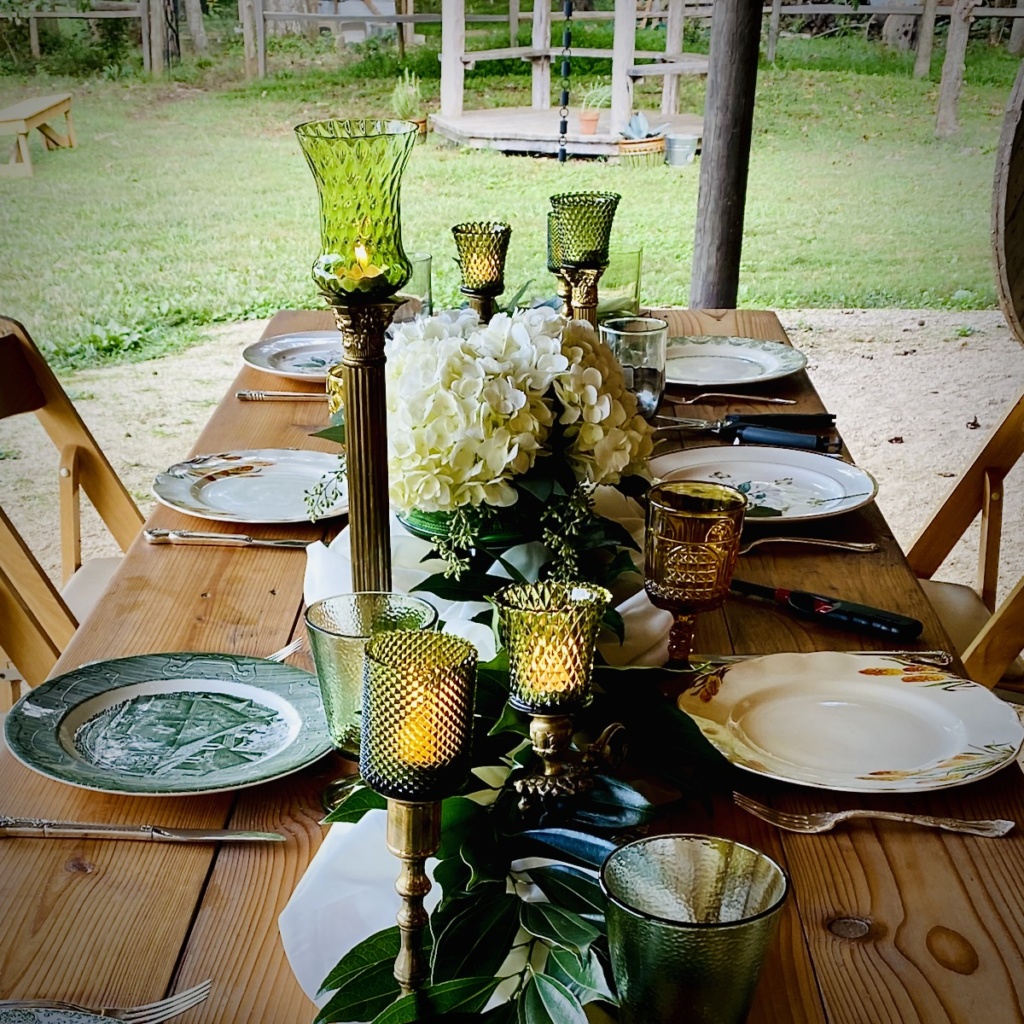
[665,134,699,167]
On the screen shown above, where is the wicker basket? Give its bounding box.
[618,136,666,168]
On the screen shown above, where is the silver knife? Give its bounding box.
[144,528,309,549]
[0,816,286,842]
[236,390,327,402]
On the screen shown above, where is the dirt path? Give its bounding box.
[2,309,1022,602]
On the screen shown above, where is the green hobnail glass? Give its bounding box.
[294,118,417,303]
[601,834,789,1024]
[495,581,611,715]
[451,221,512,294]
[546,211,562,275]
[361,630,477,802]
[549,191,621,269]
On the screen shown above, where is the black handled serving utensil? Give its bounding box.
[655,412,840,452]
[730,578,923,642]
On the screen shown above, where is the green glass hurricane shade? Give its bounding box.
[549,191,621,269]
[294,118,418,304]
[452,221,512,297]
[546,211,563,275]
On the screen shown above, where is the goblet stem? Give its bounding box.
[667,612,698,665]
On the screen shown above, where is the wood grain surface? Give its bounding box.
[2,310,1023,1024]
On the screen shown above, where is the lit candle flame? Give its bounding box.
[396,700,442,767]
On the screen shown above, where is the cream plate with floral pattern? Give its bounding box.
[242,330,341,381]
[677,651,1023,792]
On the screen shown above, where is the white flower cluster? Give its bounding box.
[384,307,653,514]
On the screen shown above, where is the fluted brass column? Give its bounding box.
[562,267,603,328]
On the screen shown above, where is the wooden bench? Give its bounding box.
[0,94,75,178]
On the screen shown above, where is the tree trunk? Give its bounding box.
[914,0,937,78]
[690,1,761,309]
[1010,0,1024,55]
[936,0,977,137]
[182,0,207,53]
[881,14,916,50]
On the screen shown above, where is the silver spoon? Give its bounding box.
[738,537,880,556]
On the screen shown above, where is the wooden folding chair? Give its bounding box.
[906,390,1024,690]
[0,316,144,701]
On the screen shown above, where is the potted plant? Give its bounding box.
[618,111,670,167]
[578,83,612,135]
[391,69,427,139]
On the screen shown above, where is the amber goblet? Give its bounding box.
[645,481,747,664]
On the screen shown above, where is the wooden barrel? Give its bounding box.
[992,61,1024,346]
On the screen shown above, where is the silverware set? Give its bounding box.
[0,978,213,1023]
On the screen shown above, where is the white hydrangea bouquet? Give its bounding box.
[383,306,653,579]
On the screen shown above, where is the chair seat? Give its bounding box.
[920,578,1024,682]
[61,556,121,627]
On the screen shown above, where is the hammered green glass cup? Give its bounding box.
[601,834,789,1024]
[452,221,512,294]
[495,581,610,715]
[549,191,621,268]
[294,118,417,302]
[305,593,438,759]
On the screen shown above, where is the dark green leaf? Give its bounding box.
[602,548,642,583]
[567,775,654,831]
[311,424,347,445]
[546,947,617,1006]
[371,977,503,1024]
[516,475,555,503]
[316,958,400,1023]
[575,516,640,553]
[519,973,587,1024]
[519,829,617,869]
[413,571,510,601]
[433,853,471,901]
[745,505,784,518]
[521,902,600,954]
[319,927,401,994]
[321,785,387,824]
[614,474,650,502]
[439,797,485,857]
[527,864,606,917]
[482,1000,518,1024]
[432,891,521,982]
[488,553,529,585]
[488,702,530,738]
[600,607,625,643]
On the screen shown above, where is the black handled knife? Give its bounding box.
[656,413,840,452]
[730,578,923,642]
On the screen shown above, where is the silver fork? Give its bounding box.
[267,637,304,662]
[738,537,880,556]
[674,392,796,406]
[733,792,1014,838]
[0,978,212,1023]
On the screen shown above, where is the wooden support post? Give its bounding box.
[396,0,405,60]
[403,0,414,49]
[440,0,465,117]
[914,0,938,78]
[150,0,166,75]
[531,0,551,110]
[254,0,266,79]
[690,0,761,309]
[1010,0,1024,54]
[661,0,685,115]
[935,0,976,137]
[140,0,151,72]
[28,17,40,59]
[610,0,635,134]
[766,0,782,62]
[239,0,257,78]
[509,0,519,47]
[978,468,1004,611]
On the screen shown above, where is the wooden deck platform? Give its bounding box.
[430,106,703,158]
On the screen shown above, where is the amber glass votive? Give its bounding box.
[361,630,477,801]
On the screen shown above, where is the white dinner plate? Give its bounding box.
[677,652,1024,792]
[242,330,341,382]
[649,445,877,522]
[666,336,807,387]
[153,448,347,524]
[3,653,332,796]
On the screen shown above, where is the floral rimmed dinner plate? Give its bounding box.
[677,651,1024,793]
[153,448,347,524]
[3,653,332,796]
[242,330,341,381]
[666,336,807,387]
[648,445,877,522]
[0,1009,110,1023]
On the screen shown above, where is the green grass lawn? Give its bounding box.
[0,31,1018,369]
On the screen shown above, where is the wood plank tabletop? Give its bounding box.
[2,308,1023,1024]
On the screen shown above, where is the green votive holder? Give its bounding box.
[601,834,788,1024]
[549,191,621,268]
[305,593,438,758]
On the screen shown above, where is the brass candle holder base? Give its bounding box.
[561,267,605,328]
[329,299,401,592]
[554,274,572,319]
[385,798,441,994]
[461,289,498,322]
[512,715,627,811]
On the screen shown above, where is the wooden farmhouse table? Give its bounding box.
[3,308,1024,1024]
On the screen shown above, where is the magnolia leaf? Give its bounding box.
[482,1000,519,1023]
[519,828,617,869]
[521,902,600,954]
[526,864,606,917]
[471,764,510,788]
[489,702,530,738]
[602,548,641,583]
[371,977,504,1024]
[433,852,470,901]
[575,516,640,553]
[546,947,617,1006]
[518,973,587,1024]
[613,474,649,502]
[430,882,505,949]
[439,797,487,860]
[600,607,625,643]
[311,424,347,445]
[745,505,784,518]
[516,475,555,503]
[413,571,509,601]
[567,775,654,831]
[315,958,400,1024]
[321,785,386,824]
[319,926,401,995]
[488,552,530,585]
[432,891,521,982]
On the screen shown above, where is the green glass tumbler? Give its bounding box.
[294,118,417,303]
[305,593,438,758]
[452,221,512,295]
[601,834,788,1024]
[549,191,621,268]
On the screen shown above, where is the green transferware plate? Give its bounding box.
[3,653,332,796]
[0,1009,112,1023]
